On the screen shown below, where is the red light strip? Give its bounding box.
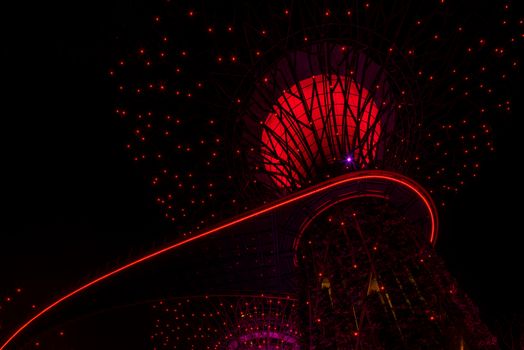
[0,171,436,349]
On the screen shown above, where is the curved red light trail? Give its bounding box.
[0,171,437,350]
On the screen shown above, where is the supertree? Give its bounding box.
[107,1,520,348]
[108,2,519,348]
[0,1,522,349]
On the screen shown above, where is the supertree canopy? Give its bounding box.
[111,0,520,232]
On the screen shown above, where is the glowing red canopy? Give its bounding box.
[261,75,381,188]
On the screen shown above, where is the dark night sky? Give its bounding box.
[1,0,523,346]
[1,0,167,306]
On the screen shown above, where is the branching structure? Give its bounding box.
[241,43,402,192]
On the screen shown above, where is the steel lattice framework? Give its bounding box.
[296,197,495,349]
